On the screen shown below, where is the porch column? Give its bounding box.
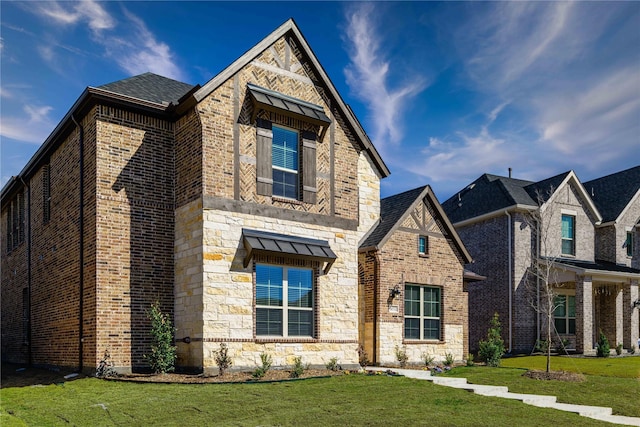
[575,275,593,353]
[623,280,639,350]
[615,285,624,347]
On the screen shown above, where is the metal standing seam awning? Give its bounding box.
[242,229,337,274]
[247,83,331,141]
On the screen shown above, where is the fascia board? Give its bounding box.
[452,204,537,228]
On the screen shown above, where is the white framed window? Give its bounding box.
[625,229,633,257]
[561,214,575,256]
[272,126,299,200]
[256,264,313,337]
[418,235,428,256]
[553,293,576,334]
[404,284,441,340]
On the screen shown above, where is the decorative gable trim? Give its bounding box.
[541,171,602,224]
[188,18,389,178]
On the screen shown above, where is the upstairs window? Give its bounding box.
[626,231,634,257]
[418,235,428,256]
[272,126,299,200]
[554,294,576,334]
[256,264,314,338]
[43,163,51,224]
[6,190,25,253]
[561,214,575,256]
[404,284,441,340]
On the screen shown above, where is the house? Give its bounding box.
[358,186,472,365]
[2,19,470,374]
[442,169,640,354]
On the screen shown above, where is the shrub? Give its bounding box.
[144,301,176,373]
[630,345,636,355]
[357,345,369,367]
[596,330,610,358]
[290,356,308,378]
[325,357,339,371]
[535,339,550,354]
[421,352,435,367]
[466,353,475,367]
[478,313,505,367]
[444,352,454,367]
[555,339,569,355]
[253,353,272,379]
[96,349,117,378]
[616,343,623,356]
[395,345,408,368]
[214,343,232,376]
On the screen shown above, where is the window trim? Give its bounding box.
[255,263,315,339]
[625,228,634,258]
[404,284,442,341]
[271,125,300,200]
[553,292,576,335]
[561,213,576,256]
[418,235,429,256]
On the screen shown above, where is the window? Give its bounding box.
[554,294,576,334]
[404,284,441,340]
[418,236,428,255]
[256,264,314,337]
[626,231,634,257]
[43,163,51,224]
[561,214,575,256]
[271,126,299,200]
[6,190,25,252]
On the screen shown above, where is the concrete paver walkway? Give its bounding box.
[366,367,640,426]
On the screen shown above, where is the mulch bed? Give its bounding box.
[523,370,585,382]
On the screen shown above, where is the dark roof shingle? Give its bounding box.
[583,166,640,222]
[97,72,196,105]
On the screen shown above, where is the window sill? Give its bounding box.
[403,340,445,345]
[255,337,317,343]
[272,196,305,206]
[418,253,430,258]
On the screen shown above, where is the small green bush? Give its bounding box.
[96,349,117,378]
[466,353,475,367]
[630,345,636,355]
[616,343,623,356]
[596,330,610,358]
[444,352,454,367]
[214,343,232,376]
[395,345,408,368]
[325,357,339,371]
[555,339,569,355]
[144,301,176,373]
[290,356,308,378]
[478,313,505,367]
[253,353,272,379]
[422,352,435,367]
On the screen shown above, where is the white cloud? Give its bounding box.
[35,1,114,34]
[106,10,184,80]
[343,3,426,154]
[0,104,55,144]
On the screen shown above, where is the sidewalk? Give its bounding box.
[365,367,640,426]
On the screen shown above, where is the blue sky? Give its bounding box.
[1,1,639,200]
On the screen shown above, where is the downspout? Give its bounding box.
[71,115,85,372]
[19,177,32,366]
[505,211,512,353]
[536,219,541,345]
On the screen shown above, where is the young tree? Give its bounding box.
[523,187,564,373]
[145,301,177,374]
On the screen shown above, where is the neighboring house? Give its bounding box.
[1,19,391,373]
[442,169,640,354]
[358,186,473,365]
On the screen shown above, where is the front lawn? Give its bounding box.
[1,374,611,426]
[445,355,640,417]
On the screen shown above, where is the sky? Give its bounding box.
[1,1,639,201]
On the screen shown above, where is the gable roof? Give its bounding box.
[360,185,472,263]
[442,170,601,225]
[186,18,389,178]
[97,72,196,105]
[583,165,640,223]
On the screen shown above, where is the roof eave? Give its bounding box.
[452,204,537,228]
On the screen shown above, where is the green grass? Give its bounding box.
[0,375,612,426]
[446,356,640,417]
[501,354,640,378]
